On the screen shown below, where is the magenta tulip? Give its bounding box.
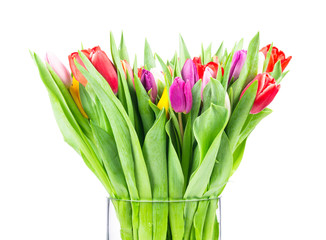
[140,69,157,102]
[169,77,192,113]
[229,50,247,83]
[181,59,199,88]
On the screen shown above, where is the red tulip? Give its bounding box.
[137,67,143,79]
[241,73,280,114]
[68,49,91,86]
[260,44,292,72]
[192,57,224,80]
[68,46,118,94]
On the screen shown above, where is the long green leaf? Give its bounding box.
[142,109,168,240]
[226,81,258,151]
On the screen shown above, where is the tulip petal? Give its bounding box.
[69,77,88,118]
[184,81,193,114]
[91,49,118,94]
[46,52,72,88]
[251,84,280,114]
[169,77,186,113]
[157,87,169,115]
[281,56,292,71]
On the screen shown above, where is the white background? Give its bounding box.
[1,0,325,239]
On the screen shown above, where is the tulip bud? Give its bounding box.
[68,46,118,94]
[260,44,292,72]
[240,73,280,114]
[157,87,169,115]
[68,49,91,86]
[137,67,143,79]
[69,77,88,118]
[181,59,199,88]
[46,52,72,88]
[201,67,214,99]
[140,69,157,102]
[169,77,192,114]
[90,46,118,94]
[121,60,134,85]
[229,50,247,83]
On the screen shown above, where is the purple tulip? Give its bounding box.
[201,67,214,99]
[181,59,199,88]
[45,52,72,88]
[169,77,192,113]
[140,69,157,102]
[229,50,247,83]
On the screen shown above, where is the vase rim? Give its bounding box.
[107,197,221,203]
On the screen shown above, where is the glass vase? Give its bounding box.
[106,197,221,240]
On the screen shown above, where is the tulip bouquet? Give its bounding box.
[31,32,291,240]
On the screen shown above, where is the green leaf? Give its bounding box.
[203,43,212,64]
[232,137,247,174]
[277,70,289,84]
[91,122,129,197]
[76,53,153,238]
[155,53,172,86]
[181,80,202,186]
[194,134,232,240]
[205,133,233,197]
[119,32,130,62]
[183,104,228,239]
[142,109,168,239]
[270,60,282,81]
[134,74,155,134]
[263,43,273,72]
[215,41,224,60]
[110,32,135,126]
[144,38,156,70]
[179,34,191,68]
[166,119,185,240]
[226,80,258,151]
[230,32,260,105]
[45,62,92,139]
[236,108,272,148]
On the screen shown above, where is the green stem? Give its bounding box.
[178,113,184,142]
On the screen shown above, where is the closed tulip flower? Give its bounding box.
[121,60,134,85]
[68,46,118,94]
[68,49,91,86]
[140,69,157,102]
[89,46,118,94]
[169,77,192,113]
[46,52,72,88]
[260,44,292,72]
[201,67,214,99]
[181,59,199,87]
[193,56,223,80]
[241,73,280,114]
[229,50,247,83]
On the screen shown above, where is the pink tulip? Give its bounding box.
[46,52,72,88]
[201,67,214,99]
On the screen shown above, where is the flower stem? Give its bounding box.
[178,113,184,142]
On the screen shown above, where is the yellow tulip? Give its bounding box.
[157,87,169,115]
[69,77,88,119]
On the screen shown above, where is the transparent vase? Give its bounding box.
[106,197,222,240]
